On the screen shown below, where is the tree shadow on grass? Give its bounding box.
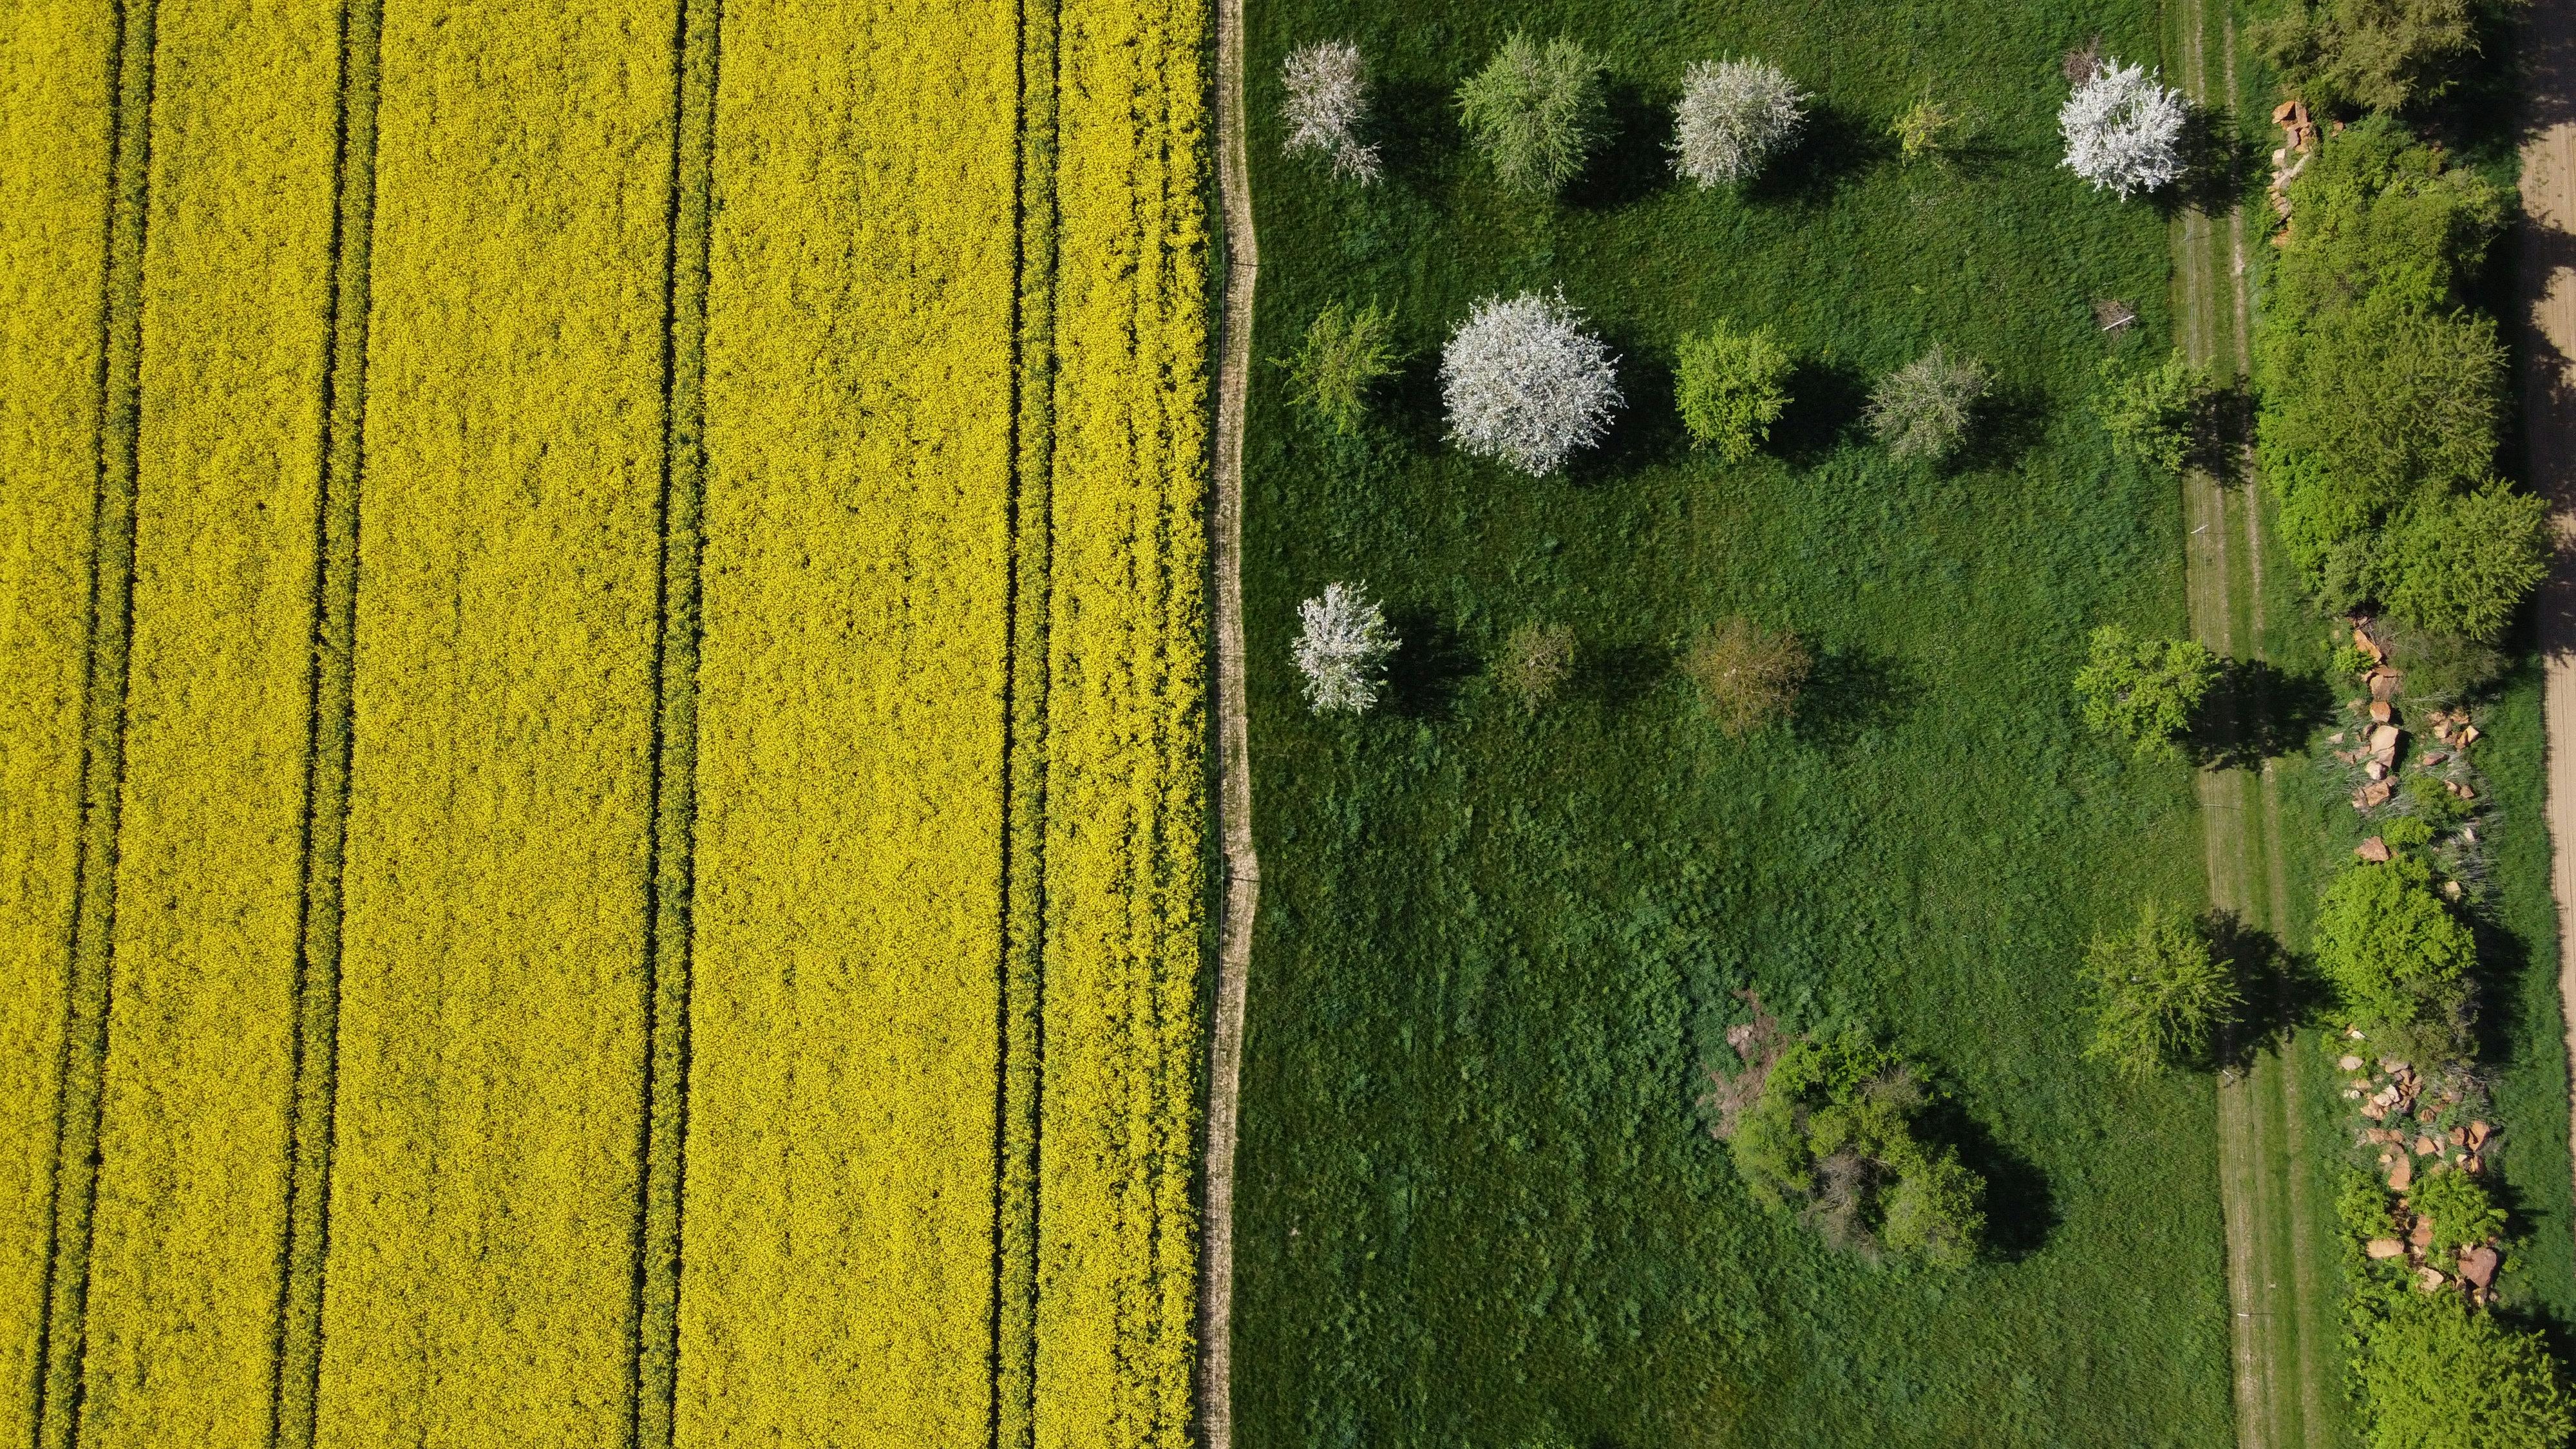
[1580,639,1675,712]
[1381,346,1448,454]
[1374,76,1463,193]
[1569,336,1683,484]
[2204,911,2329,1068]
[1940,380,2051,477]
[1768,356,1869,466]
[1790,645,1924,752]
[1567,80,1674,212]
[2157,102,2267,221]
[1385,607,1479,719]
[1745,100,1886,206]
[2190,657,2337,770]
[1920,1099,2057,1262]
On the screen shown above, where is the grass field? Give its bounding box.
[0,0,1212,1443]
[1230,2,2243,1444]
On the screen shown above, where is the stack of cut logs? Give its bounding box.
[2344,1050,2504,1302]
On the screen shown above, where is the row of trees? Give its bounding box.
[1283,35,2190,202]
[1290,582,1809,730]
[1279,289,1994,474]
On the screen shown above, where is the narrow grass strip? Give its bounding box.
[674,0,1017,1439]
[1033,0,1211,1441]
[0,3,118,1441]
[72,1,343,1443]
[630,0,721,1443]
[309,1,674,1441]
[32,0,159,1443]
[992,0,1060,1441]
[269,0,383,1443]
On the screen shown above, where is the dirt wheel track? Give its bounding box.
[1197,0,1257,1435]
[2522,0,2576,1282]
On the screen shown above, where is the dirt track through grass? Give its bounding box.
[2171,5,2335,1445]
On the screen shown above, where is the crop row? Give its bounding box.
[1030,0,1212,1443]
[672,0,1020,1437]
[308,0,675,1442]
[73,1,344,1445]
[0,3,118,1443]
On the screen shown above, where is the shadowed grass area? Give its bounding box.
[1232,2,2247,1445]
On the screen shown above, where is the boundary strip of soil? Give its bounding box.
[2520,0,2576,1283]
[1195,0,1258,1433]
[628,0,721,1443]
[267,0,383,1444]
[32,2,159,1443]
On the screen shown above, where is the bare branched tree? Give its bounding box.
[1685,618,1810,736]
[1293,581,1396,715]
[1671,57,1809,188]
[1441,289,1622,477]
[2060,57,2186,200]
[1282,40,1381,183]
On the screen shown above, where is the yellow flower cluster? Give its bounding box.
[310,1,674,1443]
[75,4,341,1446]
[0,5,115,1443]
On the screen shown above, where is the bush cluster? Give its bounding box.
[1675,321,1793,461]
[1728,1035,1987,1265]
[2313,850,2476,1066]
[2261,117,2546,644]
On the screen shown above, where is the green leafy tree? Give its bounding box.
[2251,0,2523,116]
[2073,623,2221,761]
[2312,854,2474,1052]
[2096,349,2213,475]
[1726,1034,1987,1265]
[2359,1296,2573,1449]
[2084,901,2242,1078]
[2410,1167,2505,1255]
[1457,33,1607,195]
[2380,482,2551,643]
[1675,322,1794,462]
[1277,300,1401,435]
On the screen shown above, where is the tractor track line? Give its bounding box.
[628,0,721,1443]
[30,0,158,1441]
[266,0,381,1443]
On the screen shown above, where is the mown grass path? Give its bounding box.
[2169,3,2336,1444]
[1197,0,1258,1430]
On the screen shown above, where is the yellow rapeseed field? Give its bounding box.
[1033,1,1211,1444]
[673,0,1017,1440]
[312,1,670,1443]
[0,3,113,1442]
[75,3,341,1446]
[0,0,1214,1441]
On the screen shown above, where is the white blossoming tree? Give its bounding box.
[2060,57,2187,200]
[1282,40,1380,183]
[1293,581,1396,715]
[1440,290,1622,477]
[1671,58,1809,188]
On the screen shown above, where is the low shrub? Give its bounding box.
[1727,1034,1986,1266]
[1497,621,1576,715]
[1866,344,1988,462]
[1684,617,1809,737]
[1278,300,1401,436]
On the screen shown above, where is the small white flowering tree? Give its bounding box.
[1671,58,1809,188]
[2060,58,2187,200]
[1441,290,1622,477]
[1293,581,1396,715]
[1282,40,1380,183]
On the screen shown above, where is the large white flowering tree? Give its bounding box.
[1282,40,1380,183]
[1293,581,1396,715]
[1671,58,1809,188]
[2060,58,2187,200]
[1440,290,1622,477]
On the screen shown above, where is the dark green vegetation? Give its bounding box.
[2082,900,2242,1079]
[2251,0,2524,115]
[2074,622,2221,761]
[2313,851,2476,1065]
[2260,116,2546,644]
[1233,1,2238,1443]
[2356,1297,2572,1449]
